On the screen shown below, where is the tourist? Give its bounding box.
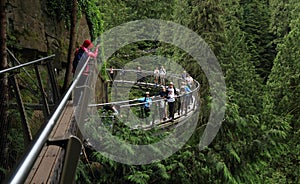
[154,67,160,85]
[157,86,168,121]
[167,82,176,120]
[160,66,166,85]
[73,39,99,106]
[137,91,153,118]
[186,74,194,89]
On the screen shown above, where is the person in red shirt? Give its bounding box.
[73,39,99,106]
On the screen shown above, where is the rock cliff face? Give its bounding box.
[6,0,90,65]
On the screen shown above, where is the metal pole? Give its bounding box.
[6,48,38,87]
[34,65,50,117]
[46,61,60,103]
[9,74,32,145]
[0,55,55,74]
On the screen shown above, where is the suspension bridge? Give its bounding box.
[2,54,200,183]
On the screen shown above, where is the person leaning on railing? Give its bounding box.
[179,84,190,116]
[166,82,176,121]
[157,86,168,121]
[73,39,99,106]
[136,91,153,118]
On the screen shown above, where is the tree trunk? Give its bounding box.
[0,0,9,180]
[62,0,78,93]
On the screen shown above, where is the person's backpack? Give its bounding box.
[72,48,85,73]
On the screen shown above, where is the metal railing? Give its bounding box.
[6,56,93,184]
[6,63,200,183]
[0,54,58,147]
[0,54,55,74]
[88,68,200,129]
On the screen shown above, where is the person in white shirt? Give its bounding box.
[153,67,159,85]
[159,66,166,85]
[186,74,194,89]
[181,70,187,81]
[136,66,142,83]
[109,66,114,80]
[167,82,176,120]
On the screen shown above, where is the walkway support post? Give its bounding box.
[34,64,50,117]
[46,60,60,103]
[9,74,32,145]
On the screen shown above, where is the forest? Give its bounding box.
[0,0,299,183]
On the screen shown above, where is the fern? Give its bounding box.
[228,146,241,164]
[75,160,93,184]
[127,171,150,184]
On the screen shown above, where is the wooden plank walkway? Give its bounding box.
[25,101,79,184]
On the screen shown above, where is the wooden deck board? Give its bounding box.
[25,146,48,183]
[25,101,76,183]
[50,102,73,138]
[29,146,60,184]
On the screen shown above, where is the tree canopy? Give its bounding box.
[1,0,299,183]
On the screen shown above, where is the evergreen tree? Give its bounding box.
[208,0,266,182]
[240,0,275,81]
[189,0,225,55]
[123,0,174,21]
[269,0,294,43]
[74,0,300,183]
[262,2,300,182]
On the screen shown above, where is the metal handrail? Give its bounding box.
[7,56,91,184]
[6,48,38,87]
[120,90,197,108]
[89,99,138,107]
[90,76,199,109]
[7,62,199,183]
[106,68,182,79]
[0,54,55,74]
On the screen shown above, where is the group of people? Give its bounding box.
[136,65,166,85]
[157,81,193,121]
[73,39,195,124]
[136,80,194,122]
[153,66,166,85]
[181,70,194,89]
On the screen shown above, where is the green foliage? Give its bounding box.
[123,0,174,21]
[239,0,276,81]
[75,160,93,184]
[127,171,150,184]
[261,3,300,182]
[46,0,71,27]
[79,0,104,39]
[70,0,300,183]
[7,128,25,167]
[188,0,226,54]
